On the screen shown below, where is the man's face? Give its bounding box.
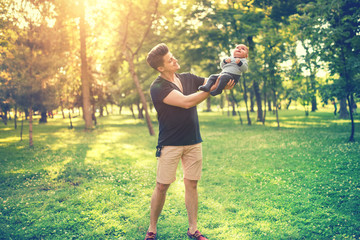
[158,52,180,72]
[233,44,248,58]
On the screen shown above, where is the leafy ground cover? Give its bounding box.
[0,109,359,239]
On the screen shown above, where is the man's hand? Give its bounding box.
[209,77,220,92]
[225,58,231,63]
[209,77,235,92]
[224,79,235,90]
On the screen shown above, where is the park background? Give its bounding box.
[0,0,359,239]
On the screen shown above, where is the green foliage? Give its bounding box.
[0,0,68,114]
[0,110,359,239]
[316,0,360,94]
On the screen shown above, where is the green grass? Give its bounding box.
[0,109,359,239]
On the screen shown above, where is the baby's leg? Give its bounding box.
[199,74,219,92]
[210,73,233,96]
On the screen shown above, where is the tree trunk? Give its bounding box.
[332,100,337,116]
[205,98,211,112]
[229,91,243,125]
[99,106,104,117]
[249,33,263,122]
[61,100,65,119]
[253,80,263,122]
[231,100,236,116]
[29,107,33,147]
[242,77,251,125]
[347,95,355,142]
[137,103,144,119]
[125,51,154,136]
[2,111,7,125]
[219,94,224,115]
[20,116,24,141]
[14,105,17,130]
[311,96,317,112]
[268,100,272,112]
[92,104,97,126]
[79,0,93,130]
[69,112,73,129]
[310,73,317,112]
[119,104,123,115]
[39,110,47,123]
[262,80,267,125]
[273,91,280,129]
[286,99,292,109]
[339,97,348,119]
[129,105,136,119]
[249,87,255,112]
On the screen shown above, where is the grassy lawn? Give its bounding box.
[0,109,359,239]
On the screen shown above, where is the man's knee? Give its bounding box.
[184,179,198,190]
[156,182,170,194]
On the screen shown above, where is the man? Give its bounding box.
[145,43,234,240]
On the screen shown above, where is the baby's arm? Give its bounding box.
[220,57,232,69]
[236,58,248,72]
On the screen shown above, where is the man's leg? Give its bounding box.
[148,182,170,233]
[184,178,199,234]
[147,145,182,236]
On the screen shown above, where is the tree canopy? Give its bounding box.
[0,0,359,142]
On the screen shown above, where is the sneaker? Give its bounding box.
[144,231,157,240]
[187,229,208,240]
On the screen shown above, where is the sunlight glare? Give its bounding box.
[0,136,20,145]
[44,156,72,179]
[7,168,27,174]
[7,0,56,29]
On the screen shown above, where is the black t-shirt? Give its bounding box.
[150,73,205,146]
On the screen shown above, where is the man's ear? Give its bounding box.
[157,66,164,72]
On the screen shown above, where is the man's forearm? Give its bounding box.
[163,89,210,109]
[182,91,210,109]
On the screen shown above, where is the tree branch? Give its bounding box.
[133,0,159,56]
[121,1,132,50]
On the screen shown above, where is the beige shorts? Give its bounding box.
[156,143,203,184]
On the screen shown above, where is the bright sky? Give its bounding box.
[296,43,327,78]
[6,0,56,28]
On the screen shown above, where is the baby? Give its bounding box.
[199,44,248,96]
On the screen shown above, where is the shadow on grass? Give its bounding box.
[1,111,359,239]
[0,114,158,239]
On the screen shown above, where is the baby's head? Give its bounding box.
[233,44,248,58]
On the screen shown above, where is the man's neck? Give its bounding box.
[160,71,176,82]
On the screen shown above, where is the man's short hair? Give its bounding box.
[146,43,169,71]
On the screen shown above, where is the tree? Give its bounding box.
[78,0,93,129]
[316,0,360,141]
[177,0,264,122]
[213,0,264,123]
[0,0,13,126]
[259,16,287,128]
[290,2,323,112]
[114,0,160,136]
[2,0,68,146]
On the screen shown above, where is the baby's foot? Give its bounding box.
[198,85,210,92]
